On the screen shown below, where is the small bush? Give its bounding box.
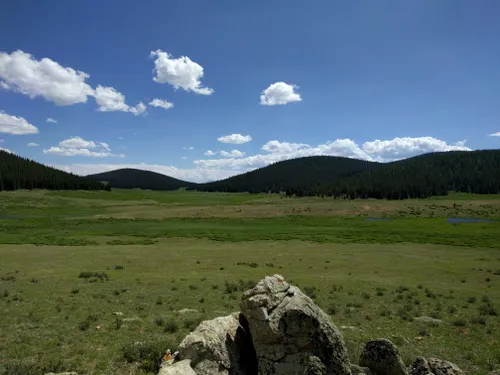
[164,318,179,333]
[199,297,205,303]
[327,304,338,315]
[395,286,409,293]
[70,288,79,294]
[265,262,275,267]
[115,317,123,330]
[122,339,177,373]
[361,292,370,300]
[183,317,203,331]
[154,316,165,326]
[224,281,238,294]
[479,303,498,316]
[78,271,109,281]
[114,265,124,270]
[452,319,467,327]
[189,284,198,290]
[467,296,477,304]
[471,315,487,325]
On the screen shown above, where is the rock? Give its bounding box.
[487,371,500,375]
[177,312,257,375]
[427,358,464,375]
[409,357,434,375]
[414,316,444,325]
[240,274,351,375]
[158,359,196,375]
[178,308,198,314]
[359,338,407,375]
[351,364,374,374]
[44,373,78,375]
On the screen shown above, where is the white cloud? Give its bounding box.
[488,132,500,137]
[204,150,215,156]
[0,111,39,135]
[0,50,94,105]
[94,85,146,115]
[149,98,174,110]
[44,136,122,158]
[181,156,188,160]
[46,117,57,123]
[27,142,39,147]
[150,49,213,95]
[260,82,302,106]
[0,146,12,153]
[217,134,252,144]
[194,137,471,171]
[182,146,194,151]
[220,150,245,158]
[362,137,470,161]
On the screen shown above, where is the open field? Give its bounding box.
[1,190,500,375]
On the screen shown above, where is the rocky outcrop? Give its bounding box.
[427,358,465,375]
[158,359,197,375]
[239,274,351,375]
[176,312,256,375]
[359,338,407,375]
[158,275,467,375]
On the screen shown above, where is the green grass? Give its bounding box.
[0,189,500,375]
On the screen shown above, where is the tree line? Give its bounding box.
[0,150,108,191]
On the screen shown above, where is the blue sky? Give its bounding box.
[1,0,499,182]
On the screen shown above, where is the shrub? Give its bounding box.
[183,317,203,331]
[114,265,124,270]
[164,318,179,333]
[327,304,338,315]
[361,292,370,300]
[467,296,477,304]
[303,286,317,300]
[224,281,238,294]
[78,271,109,281]
[471,315,487,325]
[452,319,467,327]
[122,339,177,373]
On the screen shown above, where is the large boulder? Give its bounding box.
[408,357,434,375]
[359,339,407,375]
[158,359,197,375]
[427,358,464,375]
[176,312,257,375]
[240,274,351,375]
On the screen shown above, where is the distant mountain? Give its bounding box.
[306,150,500,199]
[87,168,196,190]
[194,156,380,193]
[0,150,107,191]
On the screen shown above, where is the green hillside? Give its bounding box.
[87,168,197,190]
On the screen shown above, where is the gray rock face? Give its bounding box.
[427,358,464,375]
[177,312,257,375]
[158,359,197,375]
[359,339,407,375]
[351,365,374,374]
[409,357,434,375]
[240,274,351,375]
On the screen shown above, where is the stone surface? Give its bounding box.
[240,274,351,375]
[359,338,407,375]
[158,359,197,375]
[409,357,434,375]
[427,358,464,375]
[44,373,78,375]
[351,365,374,375]
[414,317,444,325]
[177,312,257,375]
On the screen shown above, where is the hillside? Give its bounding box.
[0,150,107,191]
[194,156,380,193]
[307,149,500,199]
[87,168,196,190]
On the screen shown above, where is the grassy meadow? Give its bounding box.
[0,189,500,375]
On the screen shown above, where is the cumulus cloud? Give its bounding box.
[220,150,245,158]
[362,137,470,161]
[194,137,471,171]
[149,98,174,110]
[27,142,39,147]
[260,82,302,106]
[0,50,94,105]
[44,136,123,158]
[0,111,39,135]
[217,134,252,144]
[488,132,500,137]
[94,85,146,115]
[204,150,215,156]
[150,49,213,95]
[46,117,57,123]
[0,146,12,153]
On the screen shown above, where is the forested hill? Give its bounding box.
[87,168,196,190]
[303,150,500,199]
[194,156,380,193]
[0,150,107,191]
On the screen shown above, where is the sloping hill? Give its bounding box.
[308,150,500,199]
[194,156,380,193]
[87,168,196,190]
[0,150,107,191]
